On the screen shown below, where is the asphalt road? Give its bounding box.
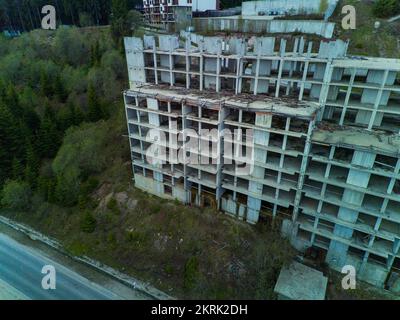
[0,233,124,300]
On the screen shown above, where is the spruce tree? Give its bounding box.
[38,116,60,158]
[0,104,21,185]
[95,41,101,65]
[110,0,130,47]
[23,107,41,135]
[11,157,24,180]
[47,178,57,204]
[37,176,49,201]
[4,84,22,118]
[0,80,6,102]
[25,143,40,189]
[38,105,60,158]
[90,41,102,67]
[74,105,85,125]
[87,83,103,122]
[54,74,68,103]
[40,69,53,97]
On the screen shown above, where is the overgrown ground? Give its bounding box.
[327,270,398,300]
[200,0,400,59]
[0,89,296,299]
[331,0,400,58]
[1,107,296,299]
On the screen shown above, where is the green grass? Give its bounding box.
[327,270,399,300]
[1,184,296,299]
[332,0,400,58]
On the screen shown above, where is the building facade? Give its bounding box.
[143,0,219,25]
[124,34,400,293]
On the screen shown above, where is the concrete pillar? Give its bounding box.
[356,70,396,128]
[124,37,146,88]
[158,35,179,84]
[245,113,271,224]
[203,37,222,91]
[311,40,348,103]
[251,37,275,94]
[326,151,376,269]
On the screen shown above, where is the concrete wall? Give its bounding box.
[269,20,334,37]
[135,174,186,202]
[242,0,338,18]
[193,17,335,38]
[181,31,204,45]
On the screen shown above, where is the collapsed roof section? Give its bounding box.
[128,84,321,120]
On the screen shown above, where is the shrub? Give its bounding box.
[125,230,147,244]
[107,232,116,244]
[184,256,200,290]
[81,211,97,233]
[150,203,162,215]
[1,180,32,211]
[373,0,400,18]
[107,197,120,215]
[164,264,174,276]
[52,122,109,177]
[67,241,89,256]
[54,168,80,207]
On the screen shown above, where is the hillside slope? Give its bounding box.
[331,0,400,58]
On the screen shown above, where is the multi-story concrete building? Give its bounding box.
[143,0,219,25]
[123,34,400,292]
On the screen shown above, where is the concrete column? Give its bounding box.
[251,37,275,94]
[124,37,146,88]
[356,70,396,128]
[326,151,376,269]
[185,39,190,89]
[199,40,204,91]
[293,118,316,221]
[339,68,356,125]
[275,39,286,98]
[246,113,271,224]
[144,36,158,85]
[203,37,222,91]
[158,35,179,84]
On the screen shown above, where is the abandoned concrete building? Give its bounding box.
[123,34,400,292]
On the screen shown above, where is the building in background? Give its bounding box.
[242,0,339,20]
[191,0,340,39]
[143,0,219,27]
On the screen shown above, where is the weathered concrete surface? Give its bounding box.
[0,278,30,300]
[274,261,328,300]
[194,17,335,38]
[242,0,339,19]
